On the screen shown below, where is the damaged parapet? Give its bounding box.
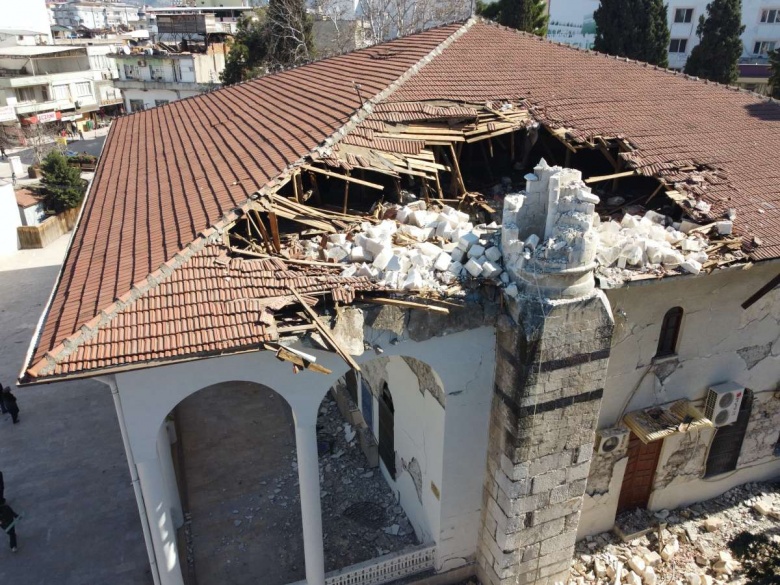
[502,159,600,299]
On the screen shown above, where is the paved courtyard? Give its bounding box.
[0,244,149,584]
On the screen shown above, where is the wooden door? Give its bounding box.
[378,384,395,479]
[617,433,663,513]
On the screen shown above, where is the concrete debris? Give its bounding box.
[299,200,505,293]
[568,482,780,585]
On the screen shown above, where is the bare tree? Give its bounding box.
[23,123,64,167]
[358,0,471,45]
[312,0,365,56]
[265,0,314,68]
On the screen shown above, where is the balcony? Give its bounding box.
[113,78,211,91]
[14,98,75,115]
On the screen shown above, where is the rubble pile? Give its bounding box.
[298,201,508,293]
[565,481,780,585]
[317,395,418,566]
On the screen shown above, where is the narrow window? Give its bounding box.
[656,307,683,357]
[378,383,395,479]
[705,390,753,477]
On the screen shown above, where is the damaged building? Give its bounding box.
[18,18,780,585]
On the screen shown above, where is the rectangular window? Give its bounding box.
[754,40,777,54]
[129,99,145,112]
[150,66,165,80]
[15,87,37,102]
[51,85,70,101]
[674,8,694,23]
[74,82,91,97]
[669,38,688,53]
[760,8,778,23]
[154,100,169,107]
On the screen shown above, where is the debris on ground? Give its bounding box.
[568,481,780,584]
[317,394,418,566]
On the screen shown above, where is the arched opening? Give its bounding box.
[656,306,684,357]
[171,381,305,585]
[317,356,446,573]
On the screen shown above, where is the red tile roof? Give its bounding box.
[27,244,375,378]
[15,189,42,208]
[22,19,780,382]
[388,23,780,260]
[27,23,461,376]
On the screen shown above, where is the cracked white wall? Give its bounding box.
[360,356,446,547]
[578,260,780,537]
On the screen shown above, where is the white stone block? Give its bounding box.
[396,207,412,224]
[350,246,369,262]
[372,247,394,270]
[448,261,464,275]
[505,283,518,298]
[682,238,702,252]
[328,233,347,245]
[481,261,502,278]
[485,246,502,262]
[716,220,733,235]
[524,234,540,251]
[434,252,451,271]
[681,258,702,275]
[417,242,441,258]
[356,263,377,278]
[341,264,357,277]
[364,237,386,256]
[457,232,479,251]
[450,248,466,263]
[402,269,423,290]
[464,258,483,277]
[468,244,486,259]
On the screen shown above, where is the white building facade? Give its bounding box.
[52,1,141,31]
[548,0,780,69]
[110,44,226,112]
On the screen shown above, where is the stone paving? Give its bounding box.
[0,245,149,584]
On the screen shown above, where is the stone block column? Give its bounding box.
[480,162,614,585]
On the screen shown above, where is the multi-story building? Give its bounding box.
[548,0,780,76]
[0,43,121,129]
[0,0,53,46]
[52,1,141,31]
[110,42,226,112]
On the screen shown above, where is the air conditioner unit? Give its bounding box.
[595,426,630,455]
[704,382,745,427]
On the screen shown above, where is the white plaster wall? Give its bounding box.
[578,261,780,537]
[113,325,496,570]
[0,0,52,38]
[0,182,21,255]
[20,202,45,227]
[360,356,446,546]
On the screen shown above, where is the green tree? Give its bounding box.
[593,0,670,67]
[767,49,780,99]
[41,151,86,213]
[684,0,745,84]
[477,0,549,37]
[221,1,313,85]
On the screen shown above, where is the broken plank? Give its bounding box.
[288,287,361,372]
[266,344,333,374]
[300,165,384,190]
[584,170,638,184]
[358,296,449,314]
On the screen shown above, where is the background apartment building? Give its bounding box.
[547,0,780,92]
[51,1,141,31]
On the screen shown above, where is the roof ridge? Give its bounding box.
[21,21,475,381]
[478,18,780,105]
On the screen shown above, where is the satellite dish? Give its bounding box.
[122,45,131,55]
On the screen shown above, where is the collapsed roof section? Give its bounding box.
[21,18,780,384]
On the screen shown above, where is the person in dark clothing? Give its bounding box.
[0,502,19,551]
[0,389,6,414]
[0,470,4,504]
[2,387,19,424]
